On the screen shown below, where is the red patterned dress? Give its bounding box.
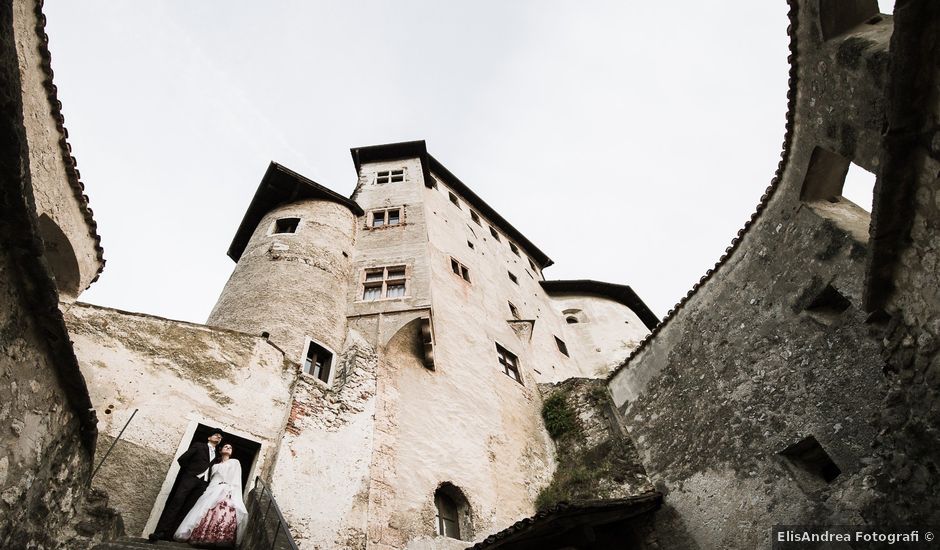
[174,459,247,547]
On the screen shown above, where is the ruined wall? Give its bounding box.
[536,379,653,510]
[271,329,378,550]
[208,199,356,362]
[64,302,294,535]
[608,2,896,548]
[548,294,650,378]
[11,0,102,297]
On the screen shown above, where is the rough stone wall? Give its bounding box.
[858,0,940,527]
[536,379,653,510]
[270,329,377,550]
[11,0,102,296]
[607,2,898,548]
[64,302,294,535]
[208,199,356,362]
[548,294,650,378]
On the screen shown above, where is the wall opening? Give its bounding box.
[434,483,472,541]
[818,0,880,40]
[302,339,334,384]
[800,147,873,242]
[273,217,299,234]
[807,284,852,316]
[779,435,841,487]
[37,213,81,298]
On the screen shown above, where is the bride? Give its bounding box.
[174,443,248,547]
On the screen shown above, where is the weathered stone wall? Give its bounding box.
[208,199,356,362]
[548,294,650,378]
[64,302,294,535]
[536,379,653,510]
[608,2,898,548]
[11,0,102,298]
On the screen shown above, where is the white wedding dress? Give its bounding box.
[174,458,248,546]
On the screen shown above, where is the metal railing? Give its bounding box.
[241,477,299,550]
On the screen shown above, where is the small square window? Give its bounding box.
[372,214,385,228]
[376,169,405,185]
[508,302,520,319]
[302,340,333,383]
[274,217,300,234]
[362,284,382,301]
[470,210,481,225]
[508,271,518,284]
[496,344,521,384]
[509,242,520,256]
[365,269,384,282]
[386,283,406,298]
[387,209,400,225]
[554,336,569,357]
[390,169,404,183]
[449,257,471,283]
[489,226,500,241]
[386,267,406,280]
[370,208,402,228]
[429,176,438,189]
[449,192,460,208]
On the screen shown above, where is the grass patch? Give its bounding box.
[542,392,577,440]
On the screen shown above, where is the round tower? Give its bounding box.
[208,164,360,368]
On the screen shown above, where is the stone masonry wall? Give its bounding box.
[608,2,898,548]
[64,302,294,535]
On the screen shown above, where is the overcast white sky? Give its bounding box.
[41,2,888,324]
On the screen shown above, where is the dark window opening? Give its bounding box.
[434,483,470,540]
[489,226,500,241]
[496,344,521,384]
[509,242,520,256]
[449,192,460,208]
[779,435,842,484]
[470,210,481,225]
[274,217,299,234]
[303,340,333,384]
[376,169,404,184]
[508,302,520,319]
[528,258,537,271]
[807,284,852,316]
[467,240,474,249]
[819,0,880,40]
[508,271,518,284]
[450,258,471,283]
[566,316,578,324]
[554,336,569,357]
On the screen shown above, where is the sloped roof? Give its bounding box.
[350,140,554,269]
[541,280,659,331]
[226,162,363,261]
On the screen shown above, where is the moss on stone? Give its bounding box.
[541,392,577,440]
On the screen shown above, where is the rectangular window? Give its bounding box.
[489,226,500,241]
[303,340,333,383]
[370,208,401,228]
[449,192,460,208]
[554,336,569,357]
[470,210,481,225]
[509,242,520,256]
[508,302,520,319]
[508,271,518,284]
[376,169,405,184]
[496,344,521,384]
[429,176,438,189]
[274,217,299,234]
[361,265,407,300]
[450,257,471,283]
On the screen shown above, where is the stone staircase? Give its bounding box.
[92,538,191,549]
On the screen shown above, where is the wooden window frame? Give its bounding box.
[361,265,408,301]
[496,343,522,384]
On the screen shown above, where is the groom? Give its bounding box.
[148,429,223,542]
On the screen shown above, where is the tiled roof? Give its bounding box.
[607,0,801,382]
[33,0,105,283]
[467,493,662,550]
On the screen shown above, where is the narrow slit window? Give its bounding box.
[303,340,333,384]
[528,258,537,271]
[470,210,481,225]
[554,336,569,357]
[467,240,474,250]
[449,192,460,208]
[489,226,500,241]
[508,271,518,284]
[509,242,520,256]
[508,302,520,319]
[496,344,522,384]
[274,217,300,234]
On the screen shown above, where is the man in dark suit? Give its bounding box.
[148,430,223,542]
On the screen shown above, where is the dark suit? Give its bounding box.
[152,443,216,540]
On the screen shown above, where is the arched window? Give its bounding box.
[566,316,579,324]
[434,483,470,540]
[562,308,587,324]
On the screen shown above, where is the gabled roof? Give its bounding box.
[350,140,554,269]
[226,162,363,261]
[540,280,659,331]
[468,493,662,550]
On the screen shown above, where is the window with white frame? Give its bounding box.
[302,339,333,383]
[496,343,522,383]
[361,265,407,300]
[273,217,299,234]
[370,208,401,228]
[450,257,471,283]
[376,169,405,184]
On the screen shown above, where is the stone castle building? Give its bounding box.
[1,0,939,549]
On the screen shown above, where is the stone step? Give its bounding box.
[92,537,191,550]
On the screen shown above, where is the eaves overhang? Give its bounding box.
[350,140,554,269]
[540,279,660,331]
[226,162,363,262]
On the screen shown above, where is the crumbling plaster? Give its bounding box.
[64,302,294,535]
